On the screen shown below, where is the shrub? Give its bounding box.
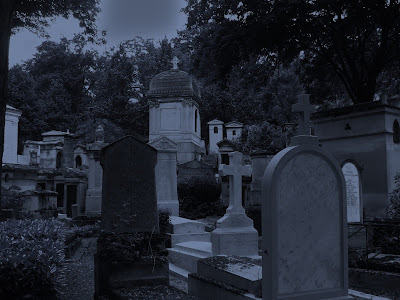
[97,210,171,263]
[0,187,28,211]
[246,205,262,236]
[387,173,400,220]
[0,219,66,299]
[178,175,223,219]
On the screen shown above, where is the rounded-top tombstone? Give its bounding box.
[100,136,159,234]
[261,94,352,300]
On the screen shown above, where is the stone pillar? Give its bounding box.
[250,150,275,206]
[63,135,76,168]
[85,141,107,216]
[149,137,179,216]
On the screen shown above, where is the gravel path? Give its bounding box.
[60,237,97,300]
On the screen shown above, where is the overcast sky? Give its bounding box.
[9,0,187,66]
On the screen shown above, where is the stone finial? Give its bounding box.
[95,125,104,143]
[171,56,180,70]
[290,94,318,146]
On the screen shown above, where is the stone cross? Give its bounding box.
[291,94,315,135]
[219,151,251,214]
[171,56,180,70]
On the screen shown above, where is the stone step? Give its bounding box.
[168,242,212,273]
[170,216,206,234]
[168,232,211,247]
[196,256,262,295]
[174,241,212,257]
[169,262,190,280]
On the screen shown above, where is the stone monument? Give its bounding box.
[262,94,352,299]
[211,151,258,256]
[100,136,159,233]
[94,136,168,298]
[342,162,362,223]
[148,136,179,216]
[85,125,108,216]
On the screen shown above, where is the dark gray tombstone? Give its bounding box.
[95,136,168,298]
[100,136,159,233]
[71,204,79,219]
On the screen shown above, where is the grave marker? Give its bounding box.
[342,162,362,223]
[211,151,258,256]
[100,135,159,233]
[262,94,352,299]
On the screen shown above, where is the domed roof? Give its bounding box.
[148,68,201,101]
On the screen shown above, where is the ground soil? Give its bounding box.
[59,237,196,300]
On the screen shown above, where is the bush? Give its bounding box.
[0,188,28,211]
[245,205,262,236]
[0,219,66,299]
[178,175,223,219]
[97,210,171,263]
[387,173,400,220]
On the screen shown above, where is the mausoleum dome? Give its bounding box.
[148,68,201,101]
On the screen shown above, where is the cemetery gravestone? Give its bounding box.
[262,94,352,299]
[211,151,258,256]
[100,136,159,233]
[94,136,168,298]
[342,162,362,223]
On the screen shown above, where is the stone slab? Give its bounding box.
[211,227,258,256]
[168,242,212,274]
[197,256,262,295]
[168,232,211,247]
[170,216,206,234]
[188,273,261,300]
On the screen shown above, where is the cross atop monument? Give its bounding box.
[171,56,180,70]
[219,151,251,214]
[291,94,315,135]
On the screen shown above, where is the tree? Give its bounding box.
[0,0,100,204]
[183,0,400,104]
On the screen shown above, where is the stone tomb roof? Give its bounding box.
[148,69,201,101]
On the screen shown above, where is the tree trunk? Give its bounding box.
[0,0,14,206]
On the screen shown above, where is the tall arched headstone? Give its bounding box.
[262,94,352,300]
[342,162,362,223]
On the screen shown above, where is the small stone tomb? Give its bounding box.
[211,151,258,256]
[262,94,352,299]
[342,162,362,223]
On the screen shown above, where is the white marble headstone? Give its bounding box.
[342,162,362,223]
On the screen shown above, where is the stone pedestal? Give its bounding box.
[149,136,179,216]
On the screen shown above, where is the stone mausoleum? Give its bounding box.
[148,57,206,164]
[312,98,400,220]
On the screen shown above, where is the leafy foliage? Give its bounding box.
[0,219,66,299]
[178,175,223,219]
[387,173,400,220]
[97,210,171,263]
[0,188,27,211]
[183,0,400,104]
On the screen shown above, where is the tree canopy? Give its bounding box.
[183,0,400,104]
[0,0,101,202]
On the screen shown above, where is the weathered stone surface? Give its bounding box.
[261,94,351,300]
[100,136,159,233]
[149,136,179,216]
